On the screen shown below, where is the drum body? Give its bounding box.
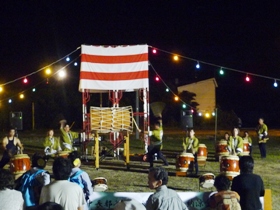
[10,154,31,175]
[215,140,229,160]
[176,152,194,172]
[92,177,108,192]
[199,173,215,188]
[197,144,207,166]
[242,139,250,156]
[58,151,70,158]
[220,155,240,180]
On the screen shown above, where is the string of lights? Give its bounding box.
[148,45,280,86]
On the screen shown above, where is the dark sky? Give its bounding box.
[1,1,280,127]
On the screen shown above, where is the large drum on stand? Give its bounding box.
[197,144,207,167]
[10,154,31,176]
[215,140,229,160]
[242,139,250,156]
[220,155,240,180]
[176,152,194,172]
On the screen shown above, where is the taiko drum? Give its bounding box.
[176,152,194,172]
[242,139,250,156]
[215,140,229,160]
[197,144,208,166]
[220,155,240,180]
[10,154,31,175]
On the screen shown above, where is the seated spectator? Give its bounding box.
[231,156,265,210]
[37,201,64,210]
[208,174,241,210]
[43,129,62,157]
[0,169,24,210]
[68,151,94,210]
[39,157,86,210]
[114,198,146,210]
[16,153,50,207]
[146,166,188,210]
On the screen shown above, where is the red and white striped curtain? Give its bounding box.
[79,45,149,92]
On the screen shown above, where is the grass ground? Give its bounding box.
[1,128,279,209]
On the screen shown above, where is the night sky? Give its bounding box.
[1,1,280,128]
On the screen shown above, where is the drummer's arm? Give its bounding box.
[16,138,24,151]
[182,137,187,152]
[2,138,8,150]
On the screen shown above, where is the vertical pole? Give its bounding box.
[95,133,99,169]
[125,132,130,169]
[32,102,35,130]
[214,108,218,142]
[135,90,139,139]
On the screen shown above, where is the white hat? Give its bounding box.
[114,199,146,210]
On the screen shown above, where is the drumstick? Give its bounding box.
[132,118,141,132]
[70,121,75,129]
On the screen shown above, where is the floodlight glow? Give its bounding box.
[198,112,202,116]
[58,69,66,78]
[205,113,210,118]
[8,99,12,103]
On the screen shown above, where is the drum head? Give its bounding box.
[199,173,215,188]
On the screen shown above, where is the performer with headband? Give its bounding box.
[182,128,199,175]
[227,127,243,156]
[60,120,79,151]
[0,128,24,169]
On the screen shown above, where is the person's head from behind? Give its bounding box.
[68,151,81,168]
[148,166,168,190]
[0,169,15,190]
[38,201,64,210]
[52,157,72,180]
[239,156,254,174]
[31,153,47,169]
[214,174,230,191]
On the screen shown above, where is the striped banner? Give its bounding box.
[79,45,149,92]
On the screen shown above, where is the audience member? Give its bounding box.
[208,174,241,210]
[146,166,188,210]
[256,118,269,158]
[114,198,146,210]
[68,151,94,210]
[37,201,64,210]
[39,157,86,210]
[0,128,24,168]
[0,169,24,210]
[16,153,50,207]
[231,156,265,210]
